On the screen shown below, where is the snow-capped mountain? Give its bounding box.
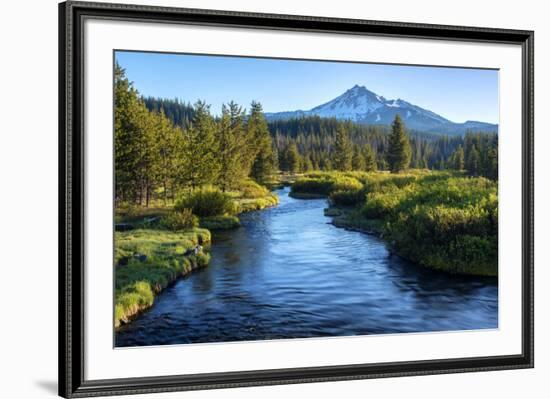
[265,85,497,135]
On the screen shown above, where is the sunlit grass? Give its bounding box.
[114,228,211,328]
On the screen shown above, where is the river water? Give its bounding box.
[115,187,498,347]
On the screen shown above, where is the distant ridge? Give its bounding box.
[265,85,498,136]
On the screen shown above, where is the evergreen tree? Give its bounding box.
[352,144,366,170]
[248,102,275,182]
[180,101,219,188]
[377,156,388,171]
[332,125,353,171]
[152,109,183,203]
[215,104,247,191]
[386,115,411,173]
[452,145,465,170]
[286,143,300,173]
[486,135,498,180]
[466,145,480,176]
[363,143,377,172]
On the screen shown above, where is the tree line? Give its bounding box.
[115,63,275,206]
[143,97,498,179]
[273,115,497,179]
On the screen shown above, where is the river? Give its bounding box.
[115,187,498,347]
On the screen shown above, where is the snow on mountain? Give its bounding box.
[264,85,497,136]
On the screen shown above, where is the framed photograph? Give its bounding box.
[59,1,534,397]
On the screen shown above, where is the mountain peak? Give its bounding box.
[264,85,498,135]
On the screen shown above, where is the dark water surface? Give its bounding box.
[116,187,498,347]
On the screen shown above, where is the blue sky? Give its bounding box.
[115,51,499,124]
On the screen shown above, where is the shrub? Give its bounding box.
[175,186,238,217]
[291,176,334,195]
[291,173,363,197]
[159,208,199,230]
[240,180,270,199]
[329,189,365,206]
[238,194,279,212]
[200,215,241,230]
[331,176,363,192]
[362,184,407,218]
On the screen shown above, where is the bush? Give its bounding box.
[291,176,334,195]
[238,194,279,212]
[159,208,199,230]
[331,176,363,192]
[200,215,241,230]
[329,189,365,206]
[240,180,270,199]
[175,186,238,217]
[291,173,363,197]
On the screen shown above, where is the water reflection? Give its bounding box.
[116,187,498,347]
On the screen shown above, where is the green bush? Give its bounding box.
[291,176,334,195]
[175,185,238,217]
[200,215,241,230]
[239,179,270,199]
[159,208,199,230]
[329,189,365,206]
[291,173,363,197]
[238,194,279,212]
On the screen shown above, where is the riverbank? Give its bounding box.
[291,170,498,276]
[324,207,384,236]
[114,180,279,328]
[115,228,211,328]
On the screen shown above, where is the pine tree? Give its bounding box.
[286,143,300,174]
[180,101,219,189]
[466,145,480,176]
[486,135,498,180]
[152,109,183,203]
[332,125,353,171]
[352,144,366,170]
[452,145,465,170]
[249,102,275,182]
[363,143,377,172]
[215,104,246,191]
[386,115,411,173]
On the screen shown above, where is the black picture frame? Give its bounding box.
[59,1,534,397]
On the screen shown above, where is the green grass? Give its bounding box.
[114,228,211,328]
[294,170,498,276]
[200,215,241,230]
[237,193,279,212]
